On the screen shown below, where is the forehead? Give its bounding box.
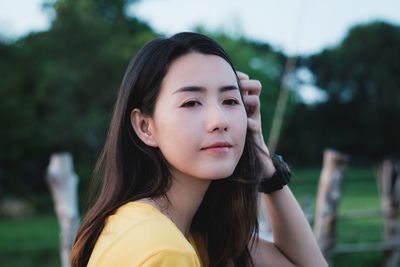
[160,52,238,94]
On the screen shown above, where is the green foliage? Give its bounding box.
[0,215,60,267]
[0,0,157,204]
[293,21,400,163]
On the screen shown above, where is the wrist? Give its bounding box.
[260,156,276,177]
[253,138,274,174]
[258,154,291,194]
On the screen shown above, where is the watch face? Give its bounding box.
[273,154,291,173]
[274,154,283,162]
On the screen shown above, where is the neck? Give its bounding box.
[155,173,211,238]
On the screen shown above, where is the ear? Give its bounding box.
[130,108,158,147]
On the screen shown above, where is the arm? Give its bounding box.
[262,187,326,266]
[237,71,327,267]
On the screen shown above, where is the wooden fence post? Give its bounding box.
[377,159,400,267]
[46,152,80,267]
[313,149,350,265]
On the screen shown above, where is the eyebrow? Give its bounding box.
[172,85,239,95]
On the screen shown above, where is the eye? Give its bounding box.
[223,99,239,105]
[181,101,201,108]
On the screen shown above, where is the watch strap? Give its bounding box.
[258,154,291,194]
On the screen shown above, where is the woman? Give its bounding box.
[71,32,327,267]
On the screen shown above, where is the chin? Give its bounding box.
[196,167,236,180]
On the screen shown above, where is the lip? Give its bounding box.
[201,141,233,151]
[202,146,231,153]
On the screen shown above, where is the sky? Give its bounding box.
[1,0,399,55]
[129,0,400,56]
[1,0,399,103]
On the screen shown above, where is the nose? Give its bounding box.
[205,103,230,132]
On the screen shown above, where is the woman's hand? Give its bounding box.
[236,71,262,134]
[237,71,276,177]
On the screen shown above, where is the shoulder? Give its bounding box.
[88,202,198,267]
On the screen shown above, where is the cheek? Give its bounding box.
[238,112,248,155]
[154,112,199,160]
[234,108,248,140]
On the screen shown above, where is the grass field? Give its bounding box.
[291,167,384,267]
[0,167,389,266]
[0,215,60,267]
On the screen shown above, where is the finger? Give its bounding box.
[243,95,260,109]
[243,95,260,117]
[236,71,249,80]
[247,118,260,133]
[240,79,262,96]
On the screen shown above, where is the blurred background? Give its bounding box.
[0,0,399,266]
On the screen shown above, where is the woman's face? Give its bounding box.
[149,52,248,180]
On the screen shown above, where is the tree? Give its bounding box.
[287,21,400,164]
[0,0,157,206]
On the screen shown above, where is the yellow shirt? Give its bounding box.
[87,201,207,267]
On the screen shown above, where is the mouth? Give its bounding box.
[201,142,233,152]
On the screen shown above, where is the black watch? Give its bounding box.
[258,154,291,194]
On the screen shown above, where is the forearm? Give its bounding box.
[255,140,326,266]
[263,185,327,267]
